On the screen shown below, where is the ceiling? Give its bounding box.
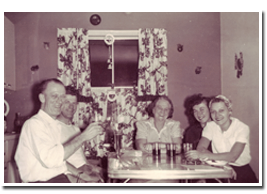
[4,12,30,24]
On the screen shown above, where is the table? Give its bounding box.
[107,151,234,183]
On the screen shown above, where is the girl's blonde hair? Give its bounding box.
[209,95,233,112]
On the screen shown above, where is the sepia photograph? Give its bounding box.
[2,1,263,189]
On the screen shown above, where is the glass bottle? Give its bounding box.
[4,116,7,133]
[13,112,22,133]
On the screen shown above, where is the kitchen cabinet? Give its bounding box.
[4,133,21,183]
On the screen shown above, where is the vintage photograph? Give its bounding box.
[3,8,262,187]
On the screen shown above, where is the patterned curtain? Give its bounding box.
[57,28,104,157]
[57,28,168,156]
[57,28,92,127]
[138,28,168,96]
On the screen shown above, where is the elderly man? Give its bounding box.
[15,78,103,183]
[57,86,103,183]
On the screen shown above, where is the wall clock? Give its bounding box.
[90,14,101,25]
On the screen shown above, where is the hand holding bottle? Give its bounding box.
[83,122,104,140]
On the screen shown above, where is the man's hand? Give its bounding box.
[82,122,104,141]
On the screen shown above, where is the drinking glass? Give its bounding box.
[152,142,161,156]
[108,152,120,170]
[114,131,122,156]
[166,143,176,157]
[183,143,193,153]
[175,143,182,154]
[183,143,194,163]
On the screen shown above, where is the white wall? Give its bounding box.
[220,12,260,180]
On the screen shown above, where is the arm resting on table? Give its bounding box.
[197,137,212,153]
[135,138,151,154]
[197,138,245,162]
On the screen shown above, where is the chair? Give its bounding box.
[5,161,21,183]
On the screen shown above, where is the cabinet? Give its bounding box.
[4,133,21,183]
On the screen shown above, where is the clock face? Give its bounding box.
[90,14,101,25]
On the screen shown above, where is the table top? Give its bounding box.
[108,152,233,180]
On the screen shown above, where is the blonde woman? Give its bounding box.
[186,95,258,183]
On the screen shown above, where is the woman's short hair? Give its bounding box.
[209,95,233,112]
[187,94,211,114]
[183,93,213,125]
[146,95,174,119]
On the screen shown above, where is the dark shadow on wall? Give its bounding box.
[29,81,42,117]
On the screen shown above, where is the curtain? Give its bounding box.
[57,28,92,127]
[57,28,105,157]
[57,28,168,156]
[138,28,168,96]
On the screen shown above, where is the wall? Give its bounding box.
[4,16,16,90]
[4,13,43,132]
[220,12,259,179]
[4,12,221,132]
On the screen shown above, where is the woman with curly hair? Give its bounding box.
[183,94,212,150]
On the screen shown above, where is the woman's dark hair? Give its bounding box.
[188,94,210,114]
[184,93,212,125]
[146,95,174,119]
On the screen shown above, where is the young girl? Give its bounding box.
[185,95,258,183]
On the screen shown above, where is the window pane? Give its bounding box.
[114,40,138,87]
[89,40,138,87]
[89,40,112,87]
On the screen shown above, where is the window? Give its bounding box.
[88,30,139,88]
